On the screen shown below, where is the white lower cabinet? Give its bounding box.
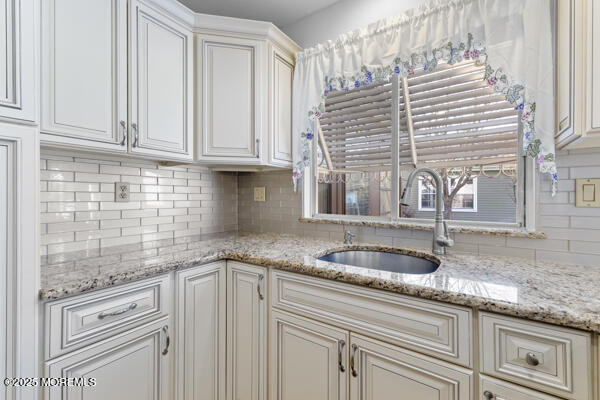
[44,318,172,400]
[349,333,472,400]
[227,262,267,400]
[480,375,562,400]
[175,261,227,400]
[270,309,349,400]
[269,310,472,400]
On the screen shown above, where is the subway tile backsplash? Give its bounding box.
[40,152,238,256]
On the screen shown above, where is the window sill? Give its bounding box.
[298,216,546,239]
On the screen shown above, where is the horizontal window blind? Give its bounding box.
[318,60,519,177]
[399,61,519,170]
[319,81,393,174]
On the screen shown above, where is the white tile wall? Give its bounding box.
[40,152,238,256]
[238,148,600,267]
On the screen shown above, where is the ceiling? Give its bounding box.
[177,0,341,28]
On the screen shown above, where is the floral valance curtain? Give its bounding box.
[291,0,557,193]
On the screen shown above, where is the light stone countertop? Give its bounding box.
[40,231,600,332]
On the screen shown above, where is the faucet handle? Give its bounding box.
[438,221,454,248]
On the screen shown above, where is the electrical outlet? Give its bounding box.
[115,182,130,202]
[254,186,266,202]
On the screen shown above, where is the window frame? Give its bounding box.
[417,176,478,213]
[301,75,538,232]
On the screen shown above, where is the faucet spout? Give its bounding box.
[400,168,453,255]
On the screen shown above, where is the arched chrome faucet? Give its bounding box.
[400,167,454,255]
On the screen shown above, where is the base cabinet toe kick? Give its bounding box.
[41,264,596,400]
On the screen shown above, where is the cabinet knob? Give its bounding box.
[525,352,540,366]
[257,274,264,300]
[483,390,494,400]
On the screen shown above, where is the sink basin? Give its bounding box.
[317,250,439,274]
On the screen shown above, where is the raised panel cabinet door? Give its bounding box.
[227,262,267,400]
[270,50,293,166]
[129,1,193,161]
[270,310,349,400]
[175,262,226,400]
[349,333,472,400]
[0,0,35,122]
[199,35,265,161]
[44,318,172,400]
[587,0,600,136]
[41,0,128,149]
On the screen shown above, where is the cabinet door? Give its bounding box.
[41,0,127,150]
[198,34,265,162]
[0,0,35,122]
[270,309,348,400]
[44,318,172,400]
[175,262,226,400]
[227,262,267,400]
[129,1,193,161]
[586,0,600,136]
[269,49,293,166]
[349,333,472,400]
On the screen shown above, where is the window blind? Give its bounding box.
[318,60,519,177]
[399,61,519,170]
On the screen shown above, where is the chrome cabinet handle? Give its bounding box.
[162,325,170,355]
[97,302,137,320]
[525,352,540,366]
[132,123,139,147]
[255,138,260,158]
[338,340,346,372]
[483,390,494,400]
[119,120,127,146]
[257,274,264,300]
[350,344,358,377]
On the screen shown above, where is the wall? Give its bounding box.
[238,147,600,267]
[282,0,427,48]
[40,151,238,256]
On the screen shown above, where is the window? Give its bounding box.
[418,177,477,212]
[312,59,527,227]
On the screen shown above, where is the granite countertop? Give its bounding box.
[41,232,600,332]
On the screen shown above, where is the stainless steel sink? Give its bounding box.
[317,250,439,274]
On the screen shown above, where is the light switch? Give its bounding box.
[254,187,266,202]
[576,179,600,207]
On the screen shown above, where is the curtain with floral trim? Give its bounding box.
[291,0,557,194]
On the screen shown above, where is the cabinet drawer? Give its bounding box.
[480,375,562,400]
[45,274,170,359]
[271,270,472,367]
[479,312,592,400]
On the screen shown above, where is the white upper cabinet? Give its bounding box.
[269,47,294,166]
[0,0,36,123]
[41,0,128,151]
[198,35,264,162]
[129,0,193,160]
[556,0,600,148]
[195,24,299,168]
[41,0,194,161]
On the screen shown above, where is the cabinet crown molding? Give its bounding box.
[144,0,300,54]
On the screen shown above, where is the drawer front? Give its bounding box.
[479,312,592,400]
[46,274,170,359]
[479,375,562,400]
[271,270,472,367]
